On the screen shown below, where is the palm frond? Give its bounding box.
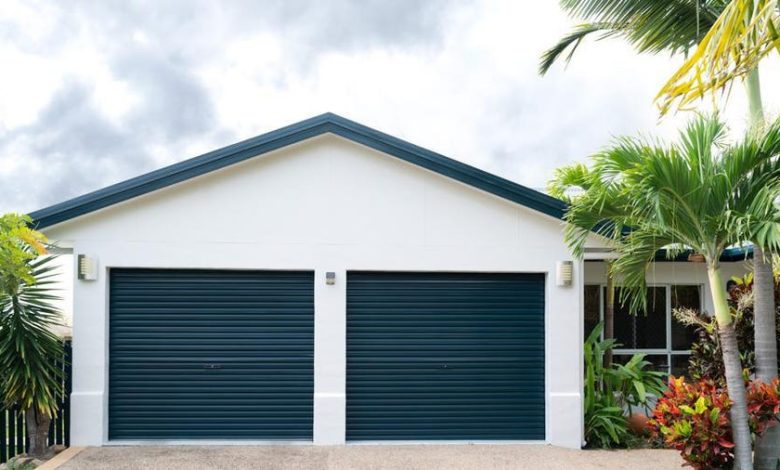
[553,113,780,315]
[547,162,594,201]
[540,22,619,75]
[612,226,675,314]
[656,0,780,116]
[541,0,725,74]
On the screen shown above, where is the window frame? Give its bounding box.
[585,283,704,375]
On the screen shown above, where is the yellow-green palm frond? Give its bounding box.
[656,0,780,116]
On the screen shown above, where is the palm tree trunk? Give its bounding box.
[753,247,779,469]
[754,247,777,383]
[745,68,780,470]
[722,322,755,470]
[709,266,753,469]
[25,408,51,458]
[752,247,780,470]
[604,262,615,367]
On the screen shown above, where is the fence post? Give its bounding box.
[1,409,6,462]
[64,339,72,447]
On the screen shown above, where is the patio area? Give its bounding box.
[57,444,683,470]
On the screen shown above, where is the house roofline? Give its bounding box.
[29,112,567,229]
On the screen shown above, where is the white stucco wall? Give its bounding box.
[45,134,584,448]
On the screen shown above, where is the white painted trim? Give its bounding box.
[583,253,618,260]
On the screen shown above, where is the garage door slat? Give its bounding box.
[346,272,545,441]
[109,269,314,441]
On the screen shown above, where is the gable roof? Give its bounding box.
[29,112,567,229]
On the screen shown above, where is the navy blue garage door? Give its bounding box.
[347,272,545,441]
[109,269,314,440]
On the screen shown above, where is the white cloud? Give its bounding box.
[1,1,779,214]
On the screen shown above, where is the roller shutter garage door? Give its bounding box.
[346,272,545,441]
[108,269,314,441]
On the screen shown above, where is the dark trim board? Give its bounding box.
[29,113,567,229]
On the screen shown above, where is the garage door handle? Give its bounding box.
[203,364,222,370]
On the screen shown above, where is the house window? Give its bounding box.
[584,284,702,376]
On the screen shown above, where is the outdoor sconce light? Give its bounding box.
[556,260,573,287]
[77,254,98,281]
[325,272,336,285]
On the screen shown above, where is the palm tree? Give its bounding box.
[655,0,780,382]
[654,4,780,465]
[539,0,731,368]
[0,214,64,458]
[559,115,780,469]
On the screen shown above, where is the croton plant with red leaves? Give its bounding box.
[747,378,780,435]
[648,376,780,469]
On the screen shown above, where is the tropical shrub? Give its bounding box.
[610,354,668,415]
[649,377,780,469]
[585,397,629,449]
[0,213,64,457]
[584,322,667,448]
[650,378,734,469]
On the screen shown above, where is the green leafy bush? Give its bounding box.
[648,376,780,469]
[585,398,629,448]
[584,323,667,448]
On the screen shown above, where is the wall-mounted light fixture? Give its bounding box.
[556,261,573,287]
[325,272,336,285]
[77,254,98,281]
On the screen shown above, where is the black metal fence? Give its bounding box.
[0,339,71,463]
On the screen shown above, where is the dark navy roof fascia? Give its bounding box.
[29,112,567,229]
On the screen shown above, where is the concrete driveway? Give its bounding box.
[58,445,683,470]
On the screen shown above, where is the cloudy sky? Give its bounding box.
[1,1,779,215]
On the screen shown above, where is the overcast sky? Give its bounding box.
[1,1,779,215]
